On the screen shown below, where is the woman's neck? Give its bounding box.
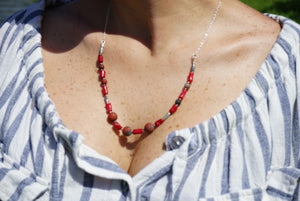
[72,0,222,54]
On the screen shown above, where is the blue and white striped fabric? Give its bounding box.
[0,0,300,200]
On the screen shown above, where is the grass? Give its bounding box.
[241,0,300,22]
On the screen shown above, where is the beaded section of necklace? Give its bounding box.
[97,51,195,136]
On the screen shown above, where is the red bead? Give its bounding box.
[102,85,108,95]
[106,103,112,112]
[99,63,104,69]
[133,129,144,135]
[99,69,106,78]
[170,104,179,114]
[144,123,155,133]
[122,126,133,136]
[155,119,164,127]
[113,122,122,130]
[188,72,194,83]
[179,88,188,100]
[108,112,118,122]
[101,78,108,85]
[98,55,104,63]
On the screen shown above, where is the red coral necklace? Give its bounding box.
[97,0,222,137]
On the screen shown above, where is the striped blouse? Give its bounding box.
[0,0,300,200]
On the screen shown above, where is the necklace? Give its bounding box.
[97,0,222,137]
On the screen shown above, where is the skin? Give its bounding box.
[42,0,281,176]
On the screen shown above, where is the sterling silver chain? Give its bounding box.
[100,0,223,65]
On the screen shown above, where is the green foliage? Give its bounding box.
[241,0,300,22]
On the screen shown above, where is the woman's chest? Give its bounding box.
[41,31,271,176]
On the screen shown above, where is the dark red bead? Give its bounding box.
[101,78,108,85]
[175,99,182,105]
[108,112,118,122]
[99,63,104,69]
[122,126,133,136]
[144,123,155,133]
[133,129,144,135]
[155,119,164,127]
[170,104,179,114]
[179,88,188,100]
[102,85,108,95]
[98,55,104,63]
[113,122,122,130]
[99,69,106,78]
[106,103,112,112]
[188,72,194,83]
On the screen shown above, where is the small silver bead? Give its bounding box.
[185,83,190,89]
[100,48,104,55]
[100,40,105,55]
[163,112,171,120]
[191,64,196,72]
[104,96,109,104]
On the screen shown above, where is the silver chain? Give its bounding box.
[100,0,222,63]
[192,0,222,61]
[100,0,111,55]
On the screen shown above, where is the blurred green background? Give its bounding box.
[0,0,300,23]
[242,0,300,22]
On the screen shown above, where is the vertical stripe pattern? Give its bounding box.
[0,1,300,201]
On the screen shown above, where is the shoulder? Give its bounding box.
[224,1,300,55]
[0,0,74,56]
[271,14,300,56]
[0,1,46,94]
[216,1,300,71]
[0,1,45,54]
[266,14,300,71]
[0,0,74,88]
